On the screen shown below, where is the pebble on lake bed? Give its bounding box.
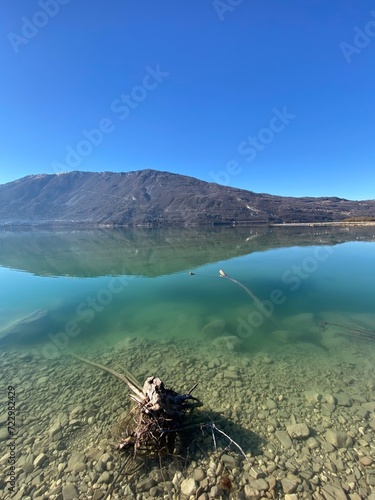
[325,429,353,449]
[286,422,310,439]
[180,478,198,497]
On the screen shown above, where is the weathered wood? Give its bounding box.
[69,352,203,457]
[320,321,375,341]
[69,352,145,401]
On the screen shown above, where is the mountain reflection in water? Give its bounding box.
[0,225,374,278]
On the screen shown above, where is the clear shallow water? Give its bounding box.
[0,226,374,356]
[2,226,375,498]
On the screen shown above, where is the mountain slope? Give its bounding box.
[0,169,374,226]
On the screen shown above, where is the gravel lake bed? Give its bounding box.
[1,326,375,500]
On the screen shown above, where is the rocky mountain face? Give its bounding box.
[0,169,374,226]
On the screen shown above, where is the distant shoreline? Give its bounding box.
[270,221,375,227]
[1,220,375,230]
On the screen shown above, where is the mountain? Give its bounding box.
[0,169,374,226]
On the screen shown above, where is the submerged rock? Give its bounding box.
[286,422,310,439]
[180,478,198,497]
[33,453,48,468]
[275,430,293,449]
[304,391,322,405]
[223,369,239,381]
[137,477,156,492]
[281,477,298,494]
[334,393,352,407]
[201,318,226,338]
[62,482,79,500]
[325,429,353,449]
[0,309,53,345]
[320,483,348,500]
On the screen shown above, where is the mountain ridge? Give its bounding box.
[0,169,374,226]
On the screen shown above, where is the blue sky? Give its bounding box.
[1,0,374,199]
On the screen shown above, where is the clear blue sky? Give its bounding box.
[1,0,374,199]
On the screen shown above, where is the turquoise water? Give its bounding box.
[2,226,375,499]
[0,226,374,357]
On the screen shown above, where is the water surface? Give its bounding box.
[1,225,375,498]
[0,225,374,357]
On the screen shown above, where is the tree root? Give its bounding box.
[69,350,250,499]
[69,351,203,457]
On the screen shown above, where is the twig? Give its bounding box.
[200,412,249,461]
[219,269,278,326]
[188,382,199,394]
[210,424,217,450]
[210,423,249,461]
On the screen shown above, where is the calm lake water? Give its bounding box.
[1,225,375,498]
[0,225,374,357]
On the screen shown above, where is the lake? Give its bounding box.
[1,225,375,498]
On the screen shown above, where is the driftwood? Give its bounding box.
[69,352,203,457]
[190,268,278,327]
[320,321,375,341]
[219,269,264,310]
[69,351,250,500]
[116,375,203,457]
